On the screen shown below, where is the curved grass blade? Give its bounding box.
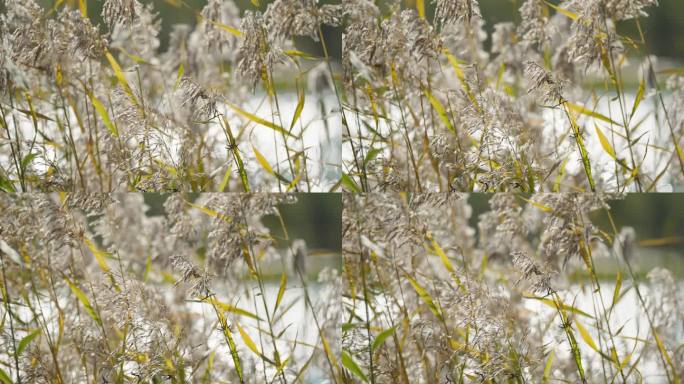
[204,297,261,321]
[424,90,456,135]
[404,271,444,322]
[17,329,40,356]
[371,327,396,353]
[105,51,138,106]
[286,170,302,192]
[174,63,185,91]
[426,232,465,291]
[273,272,287,316]
[86,90,118,137]
[185,200,233,223]
[341,173,362,193]
[566,102,622,127]
[201,16,242,37]
[84,238,111,274]
[290,89,305,131]
[341,351,369,382]
[65,277,102,327]
[252,144,275,176]
[227,103,294,138]
[443,49,480,111]
[611,270,622,310]
[83,237,120,290]
[575,320,598,352]
[594,124,617,159]
[0,367,12,384]
[544,1,578,20]
[236,323,261,357]
[214,307,244,383]
[630,76,645,120]
[564,103,596,191]
[523,294,594,318]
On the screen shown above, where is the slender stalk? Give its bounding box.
[0,250,22,384]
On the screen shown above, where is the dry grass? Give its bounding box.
[0,193,341,383]
[0,0,342,192]
[341,0,684,192]
[342,193,682,383]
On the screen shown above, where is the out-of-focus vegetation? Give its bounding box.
[35,0,343,59]
[0,194,342,382]
[2,0,343,192]
[49,0,684,60]
[469,193,684,278]
[263,193,342,251]
[470,193,684,250]
[145,193,341,251]
[342,193,684,383]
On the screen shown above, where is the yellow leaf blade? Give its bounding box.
[286,171,302,192]
[185,201,232,223]
[174,63,184,91]
[542,349,555,383]
[274,272,287,315]
[78,0,87,17]
[203,17,243,37]
[575,320,599,352]
[424,90,455,134]
[611,270,622,309]
[236,323,260,356]
[204,298,261,320]
[84,237,110,273]
[227,103,294,138]
[545,1,578,20]
[290,89,305,131]
[404,272,443,321]
[630,76,645,119]
[87,91,118,137]
[519,196,553,213]
[595,124,617,159]
[443,49,480,110]
[416,0,425,18]
[566,102,622,127]
[105,51,138,106]
[252,144,275,175]
[65,277,102,326]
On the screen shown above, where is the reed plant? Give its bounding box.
[0,0,342,192]
[0,193,342,383]
[341,192,682,383]
[341,0,684,192]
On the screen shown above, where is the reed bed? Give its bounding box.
[342,192,682,383]
[0,193,341,383]
[2,0,683,383]
[0,0,342,192]
[341,0,684,192]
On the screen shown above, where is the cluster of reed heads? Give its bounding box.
[342,192,682,383]
[0,193,342,383]
[341,0,684,193]
[1,0,342,192]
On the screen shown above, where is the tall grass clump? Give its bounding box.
[0,193,342,382]
[341,0,684,192]
[0,0,342,192]
[341,192,682,383]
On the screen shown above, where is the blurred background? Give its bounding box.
[469,194,684,278]
[144,193,341,251]
[143,193,341,278]
[30,0,684,62]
